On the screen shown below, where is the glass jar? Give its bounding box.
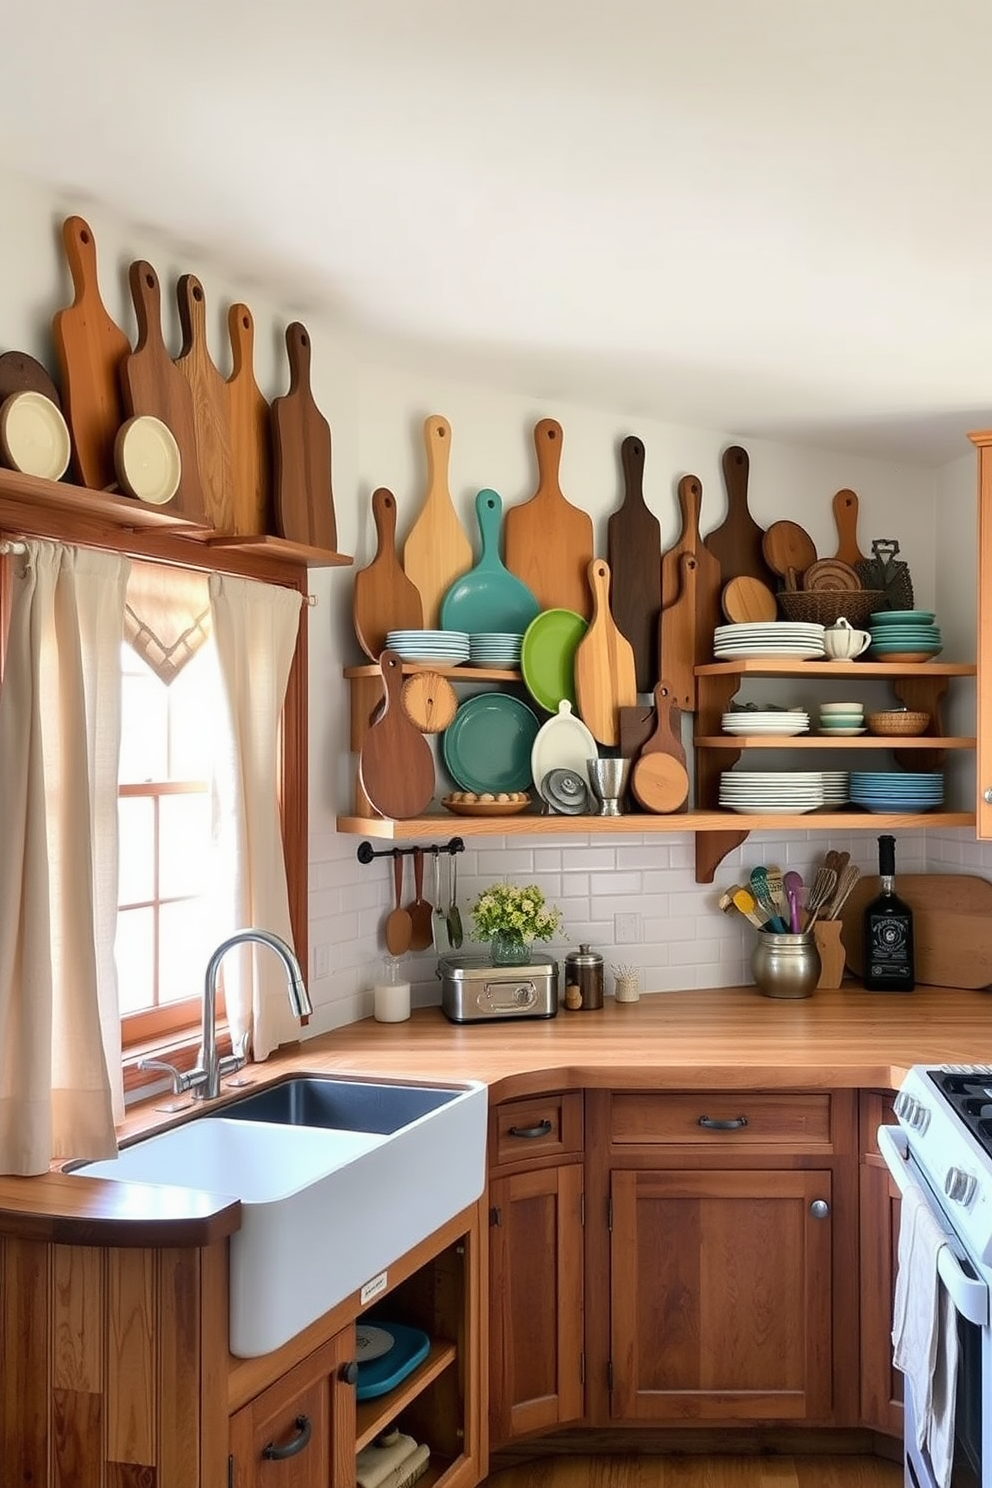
[373,956,411,1022]
[563,944,604,1011]
[751,931,821,1000]
[490,928,531,966]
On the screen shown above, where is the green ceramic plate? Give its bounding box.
[442,693,540,794]
[520,609,588,713]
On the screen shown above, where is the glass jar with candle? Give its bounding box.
[373,956,411,1023]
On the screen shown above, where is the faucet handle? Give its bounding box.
[218,1031,250,1082]
[137,1057,199,1096]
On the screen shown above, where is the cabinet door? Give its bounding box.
[860,1095,904,1437]
[489,1164,584,1445]
[610,1168,833,1423]
[230,1330,355,1488]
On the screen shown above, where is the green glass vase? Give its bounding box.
[490,928,531,966]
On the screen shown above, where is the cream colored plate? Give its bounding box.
[114,415,182,505]
[0,391,70,480]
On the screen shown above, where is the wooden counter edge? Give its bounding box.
[0,1169,240,1247]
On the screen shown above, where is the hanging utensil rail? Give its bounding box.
[356,837,465,865]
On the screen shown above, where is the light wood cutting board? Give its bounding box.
[574,559,637,747]
[402,414,472,627]
[353,486,423,660]
[175,274,234,532]
[840,874,992,990]
[504,418,594,617]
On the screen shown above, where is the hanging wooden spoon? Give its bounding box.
[384,853,413,956]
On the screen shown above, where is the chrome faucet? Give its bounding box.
[139,928,313,1101]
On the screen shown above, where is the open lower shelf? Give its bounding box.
[337,810,976,839]
[695,659,977,677]
[355,1339,457,1452]
[203,533,353,566]
[696,735,976,748]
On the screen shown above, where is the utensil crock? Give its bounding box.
[751,931,821,999]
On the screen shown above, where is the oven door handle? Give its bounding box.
[877,1124,989,1327]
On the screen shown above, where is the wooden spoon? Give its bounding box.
[405,847,434,952]
[384,853,413,956]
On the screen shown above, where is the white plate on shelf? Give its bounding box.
[530,701,597,793]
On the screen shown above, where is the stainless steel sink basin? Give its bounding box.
[72,1074,486,1358]
[211,1074,461,1134]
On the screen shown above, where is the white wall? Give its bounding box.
[1,162,974,1030]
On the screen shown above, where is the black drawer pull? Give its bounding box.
[263,1414,312,1460]
[698,1114,748,1131]
[508,1119,553,1139]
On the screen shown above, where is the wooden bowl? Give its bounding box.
[865,711,930,737]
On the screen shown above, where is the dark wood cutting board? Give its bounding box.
[120,260,206,521]
[358,650,435,819]
[52,215,130,490]
[226,303,272,536]
[175,274,235,532]
[504,418,594,617]
[574,559,637,747]
[840,874,992,990]
[704,446,776,587]
[271,322,337,550]
[402,414,472,627]
[353,487,424,660]
[0,351,62,408]
[607,435,662,690]
[630,680,689,813]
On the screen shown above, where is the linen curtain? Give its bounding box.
[0,542,129,1174]
[208,573,304,1061]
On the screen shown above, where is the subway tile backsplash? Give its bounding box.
[305,826,942,1035]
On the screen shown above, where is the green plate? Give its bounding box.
[442,693,540,794]
[520,609,588,713]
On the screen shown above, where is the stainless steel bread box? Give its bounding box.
[438,954,559,1023]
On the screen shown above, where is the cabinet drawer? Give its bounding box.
[610,1091,833,1149]
[490,1093,583,1169]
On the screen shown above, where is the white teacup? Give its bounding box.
[822,616,871,660]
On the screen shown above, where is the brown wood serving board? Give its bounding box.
[52,215,130,490]
[175,274,234,532]
[226,303,272,535]
[607,435,662,690]
[839,873,992,990]
[0,351,62,408]
[120,260,207,521]
[358,650,435,819]
[271,321,337,550]
[659,551,698,712]
[832,488,866,567]
[353,486,424,660]
[504,417,594,617]
[630,680,689,813]
[402,414,472,628]
[703,445,775,587]
[574,558,637,747]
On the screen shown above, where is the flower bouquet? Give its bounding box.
[471,882,563,965]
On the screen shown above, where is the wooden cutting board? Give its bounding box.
[402,414,472,627]
[762,520,817,590]
[226,303,272,536]
[839,874,992,990]
[661,472,706,598]
[120,260,207,521]
[659,552,698,711]
[0,351,62,408]
[630,680,689,813]
[175,274,234,532]
[504,418,594,617]
[574,559,637,747]
[271,322,337,550]
[721,576,777,623]
[703,446,775,586]
[353,486,424,660]
[832,489,866,566]
[52,215,130,490]
[358,650,435,819]
[607,435,662,691]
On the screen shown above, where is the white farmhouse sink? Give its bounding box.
[75,1077,487,1357]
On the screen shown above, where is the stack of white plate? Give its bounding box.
[714,622,826,660]
[469,632,523,666]
[719,771,825,815]
[721,710,810,737]
[821,771,851,805]
[386,629,470,664]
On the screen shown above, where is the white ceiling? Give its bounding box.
[4,0,992,464]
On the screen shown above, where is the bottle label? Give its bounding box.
[868,914,913,979]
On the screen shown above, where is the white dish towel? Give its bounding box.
[892,1185,961,1488]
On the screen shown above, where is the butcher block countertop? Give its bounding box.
[3,983,991,1245]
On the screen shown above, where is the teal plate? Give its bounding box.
[869,610,936,624]
[520,608,588,713]
[442,693,540,793]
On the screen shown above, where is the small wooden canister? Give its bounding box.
[813,920,845,990]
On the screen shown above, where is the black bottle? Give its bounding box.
[862,835,915,991]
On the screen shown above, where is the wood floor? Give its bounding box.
[482,1455,902,1487]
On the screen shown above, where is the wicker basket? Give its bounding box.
[865,711,931,737]
[776,589,884,628]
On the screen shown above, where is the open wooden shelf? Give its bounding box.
[0,466,210,532]
[696,735,976,749]
[695,659,977,677]
[344,661,520,681]
[204,532,352,567]
[354,1339,457,1452]
[337,810,976,840]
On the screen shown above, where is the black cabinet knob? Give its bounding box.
[339,1360,359,1386]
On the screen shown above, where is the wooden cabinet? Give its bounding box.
[488,1094,585,1448]
[229,1331,356,1487]
[859,1090,903,1438]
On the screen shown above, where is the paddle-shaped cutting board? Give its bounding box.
[120,260,207,521]
[504,418,594,617]
[832,488,867,566]
[439,489,540,634]
[353,486,424,660]
[704,446,776,587]
[271,322,336,550]
[226,303,272,536]
[52,215,130,490]
[402,414,472,627]
[631,680,689,813]
[358,650,435,819]
[839,874,992,990]
[175,274,234,532]
[659,552,698,711]
[574,559,637,747]
[661,472,707,599]
[607,435,662,691]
